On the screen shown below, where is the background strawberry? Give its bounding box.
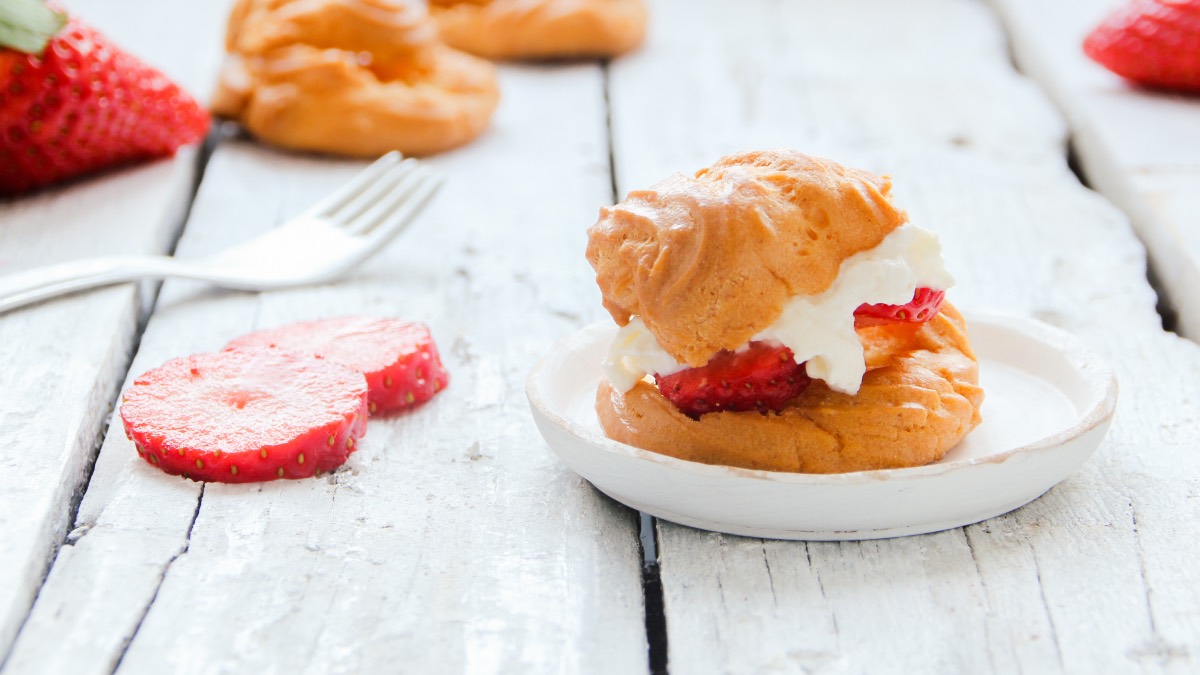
[0,0,210,195]
[1084,0,1200,93]
[855,287,946,327]
[225,316,450,415]
[120,349,369,483]
[656,342,811,419]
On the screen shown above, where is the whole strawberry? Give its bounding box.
[1084,0,1200,93]
[0,0,210,195]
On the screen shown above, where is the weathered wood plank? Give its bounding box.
[609,0,1200,672]
[608,0,1066,193]
[0,1,229,662]
[5,64,648,674]
[988,0,1200,338]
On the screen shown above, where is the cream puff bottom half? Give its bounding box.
[596,303,984,474]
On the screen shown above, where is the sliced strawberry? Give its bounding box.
[0,3,210,195]
[854,287,945,328]
[1083,0,1200,93]
[120,348,369,483]
[655,342,810,419]
[224,316,450,415]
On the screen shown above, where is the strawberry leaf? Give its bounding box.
[0,0,67,55]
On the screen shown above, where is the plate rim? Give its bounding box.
[526,309,1119,486]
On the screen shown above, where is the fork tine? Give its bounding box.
[326,158,421,227]
[301,151,402,219]
[342,165,436,235]
[349,170,443,240]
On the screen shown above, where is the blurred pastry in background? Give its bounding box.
[212,0,499,157]
[430,0,647,60]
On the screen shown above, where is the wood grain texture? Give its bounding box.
[988,0,1200,337]
[608,0,1066,193]
[608,0,1200,672]
[4,0,1197,672]
[0,0,243,666]
[5,65,648,674]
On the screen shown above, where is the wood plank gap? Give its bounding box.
[602,61,620,205]
[1064,137,1091,190]
[984,0,1190,336]
[638,513,669,675]
[137,126,223,322]
[167,126,223,258]
[58,126,220,552]
[1146,264,1180,333]
[107,483,206,675]
[605,49,668,674]
[1054,129,1184,337]
[0,341,132,672]
[985,0,1192,342]
[1066,122,1181,335]
[1058,83,1183,337]
[0,129,220,672]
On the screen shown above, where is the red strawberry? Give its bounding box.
[0,1,210,195]
[854,287,946,328]
[120,348,369,483]
[1083,0,1200,93]
[656,342,810,419]
[225,316,450,415]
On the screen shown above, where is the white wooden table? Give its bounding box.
[1,1,1198,673]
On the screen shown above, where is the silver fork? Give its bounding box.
[0,152,442,314]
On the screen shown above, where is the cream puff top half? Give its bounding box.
[225,0,438,62]
[585,149,954,396]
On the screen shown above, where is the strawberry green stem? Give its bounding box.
[0,0,67,55]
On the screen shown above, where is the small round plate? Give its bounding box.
[526,311,1118,540]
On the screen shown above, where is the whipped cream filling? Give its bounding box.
[602,223,955,395]
[603,316,684,393]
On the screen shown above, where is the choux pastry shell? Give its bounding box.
[212,0,499,156]
[596,305,984,473]
[430,0,647,60]
[587,149,908,368]
[588,149,983,473]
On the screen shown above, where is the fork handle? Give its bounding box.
[0,255,189,314]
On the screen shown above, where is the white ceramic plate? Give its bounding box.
[527,311,1118,540]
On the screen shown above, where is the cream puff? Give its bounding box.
[429,0,647,60]
[212,0,499,157]
[586,149,984,473]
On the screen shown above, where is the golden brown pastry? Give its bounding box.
[597,306,983,473]
[587,149,984,474]
[587,150,907,367]
[429,0,647,60]
[212,0,499,156]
